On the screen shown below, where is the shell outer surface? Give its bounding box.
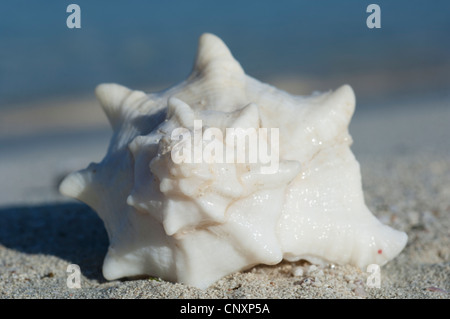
[60,33,407,289]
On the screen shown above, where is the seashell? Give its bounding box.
[60,33,407,289]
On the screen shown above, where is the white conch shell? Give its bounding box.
[60,33,407,289]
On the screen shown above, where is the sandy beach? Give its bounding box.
[0,80,449,299]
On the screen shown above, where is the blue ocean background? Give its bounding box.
[0,0,449,107]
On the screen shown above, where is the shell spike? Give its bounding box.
[95,83,132,129]
[59,168,99,209]
[167,97,195,128]
[59,171,86,200]
[95,83,147,130]
[325,84,356,120]
[191,33,245,78]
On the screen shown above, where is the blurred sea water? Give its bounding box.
[0,0,449,205]
[0,0,449,107]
